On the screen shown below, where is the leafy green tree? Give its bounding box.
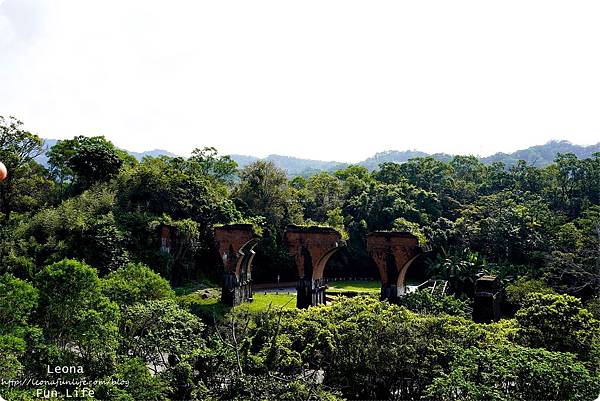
[102,262,175,308]
[116,154,241,283]
[425,345,600,401]
[586,295,600,320]
[79,212,129,274]
[545,206,600,296]
[392,217,427,245]
[7,161,58,216]
[285,296,513,400]
[505,277,555,307]
[451,155,485,183]
[458,191,555,265]
[397,290,470,317]
[0,274,38,378]
[396,157,454,195]
[509,159,547,194]
[35,259,120,376]
[303,172,345,222]
[334,165,373,200]
[372,161,406,184]
[117,155,239,221]
[209,375,343,401]
[515,293,599,362]
[548,153,588,217]
[234,160,302,230]
[121,300,205,371]
[94,357,170,401]
[353,183,423,231]
[25,185,127,272]
[556,221,586,253]
[480,161,512,194]
[234,161,302,282]
[325,207,346,236]
[188,146,238,183]
[450,155,486,204]
[0,273,38,332]
[582,153,600,205]
[48,135,134,189]
[427,248,485,297]
[0,116,45,221]
[190,309,342,400]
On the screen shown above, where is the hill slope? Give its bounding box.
[480,140,600,166]
[38,139,600,176]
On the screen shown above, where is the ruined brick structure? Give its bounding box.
[284,225,343,308]
[214,224,261,306]
[366,231,422,302]
[159,225,174,254]
[472,275,502,323]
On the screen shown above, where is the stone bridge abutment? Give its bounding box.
[367,231,422,302]
[214,224,261,306]
[284,225,344,308]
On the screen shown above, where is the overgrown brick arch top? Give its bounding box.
[214,224,261,278]
[284,225,343,281]
[367,231,422,296]
[214,224,261,306]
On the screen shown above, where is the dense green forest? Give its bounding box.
[2,115,600,400]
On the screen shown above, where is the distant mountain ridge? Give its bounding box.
[479,140,600,166]
[126,149,178,160]
[229,154,349,177]
[358,150,454,171]
[38,139,600,177]
[230,140,600,176]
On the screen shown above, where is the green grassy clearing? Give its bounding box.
[176,280,380,319]
[327,280,381,293]
[237,293,296,313]
[177,287,296,320]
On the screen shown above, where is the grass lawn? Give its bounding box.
[236,292,296,313]
[327,280,381,293]
[177,287,296,320]
[176,281,379,320]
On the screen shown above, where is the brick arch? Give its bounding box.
[312,246,343,281]
[367,231,422,302]
[284,225,343,308]
[214,224,261,306]
[396,253,422,295]
[236,237,260,277]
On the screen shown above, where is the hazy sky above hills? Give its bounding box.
[2,1,600,162]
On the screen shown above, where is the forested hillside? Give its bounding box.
[234,139,600,173]
[239,139,600,172]
[3,115,600,400]
[40,137,600,178]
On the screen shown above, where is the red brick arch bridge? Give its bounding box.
[214,224,426,308]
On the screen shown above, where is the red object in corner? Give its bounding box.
[0,162,7,181]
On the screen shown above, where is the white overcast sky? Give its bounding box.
[1,0,600,162]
